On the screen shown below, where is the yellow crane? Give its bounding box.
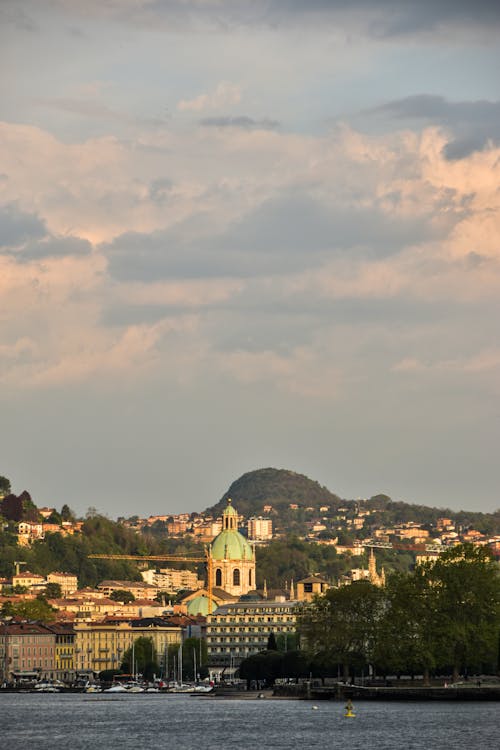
[88,550,214,613]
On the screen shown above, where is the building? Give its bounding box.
[247,516,273,541]
[206,600,299,667]
[47,572,78,596]
[46,623,75,681]
[296,575,329,602]
[17,522,44,546]
[97,580,159,600]
[73,618,182,673]
[210,499,256,597]
[0,622,56,682]
[12,571,46,591]
[141,568,203,593]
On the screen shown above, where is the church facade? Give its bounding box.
[210,499,256,597]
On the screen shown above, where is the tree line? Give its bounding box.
[239,544,499,687]
[298,544,500,683]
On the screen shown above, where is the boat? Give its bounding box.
[33,681,61,693]
[124,681,145,693]
[84,684,102,693]
[103,683,128,693]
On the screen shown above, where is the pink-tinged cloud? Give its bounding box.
[177,82,242,112]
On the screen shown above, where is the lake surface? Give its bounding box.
[0,693,498,750]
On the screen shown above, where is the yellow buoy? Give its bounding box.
[344,700,356,717]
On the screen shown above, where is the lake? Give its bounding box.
[0,693,498,749]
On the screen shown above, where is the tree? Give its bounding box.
[374,570,436,682]
[1,597,56,622]
[267,631,278,650]
[239,650,284,688]
[109,589,135,603]
[181,637,208,680]
[121,636,159,680]
[44,582,63,599]
[0,475,11,496]
[60,504,76,522]
[298,581,384,681]
[422,543,500,682]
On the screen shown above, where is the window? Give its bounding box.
[215,568,222,587]
[249,569,252,586]
[233,569,240,586]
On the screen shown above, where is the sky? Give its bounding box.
[1,1,500,518]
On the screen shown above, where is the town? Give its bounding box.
[1,469,499,691]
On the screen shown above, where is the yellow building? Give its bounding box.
[74,618,182,673]
[206,600,299,667]
[47,572,78,596]
[296,575,329,602]
[46,623,75,681]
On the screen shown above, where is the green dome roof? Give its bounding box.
[211,529,254,561]
[187,595,212,617]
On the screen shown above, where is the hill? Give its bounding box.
[205,467,342,518]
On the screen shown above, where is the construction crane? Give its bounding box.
[88,550,214,613]
[362,541,443,554]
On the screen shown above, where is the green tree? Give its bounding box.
[109,589,135,603]
[239,650,284,688]
[267,631,278,650]
[60,504,76,522]
[121,636,159,680]
[298,581,384,681]
[2,597,56,622]
[0,475,11,496]
[181,637,208,680]
[374,570,436,682]
[422,543,500,681]
[44,582,63,598]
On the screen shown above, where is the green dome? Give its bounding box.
[211,529,254,561]
[187,595,212,616]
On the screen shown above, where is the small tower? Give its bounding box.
[368,548,385,587]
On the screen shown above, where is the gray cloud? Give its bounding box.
[0,205,46,248]
[200,116,279,130]
[369,95,500,158]
[103,190,455,283]
[0,206,92,261]
[14,235,93,263]
[35,0,500,36]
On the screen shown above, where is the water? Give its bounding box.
[0,694,498,750]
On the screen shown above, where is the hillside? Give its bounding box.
[206,467,342,519]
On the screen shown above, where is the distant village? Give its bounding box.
[1,484,499,688]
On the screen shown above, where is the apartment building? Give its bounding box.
[47,572,78,596]
[206,600,299,666]
[247,516,273,541]
[141,568,203,593]
[0,622,56,682]
[74,618,182,673]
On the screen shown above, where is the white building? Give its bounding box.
[247,516,273,541]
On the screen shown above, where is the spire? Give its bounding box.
[289,578,295,599]
[263,579,268,599]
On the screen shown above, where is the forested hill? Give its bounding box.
[205,468,342,518]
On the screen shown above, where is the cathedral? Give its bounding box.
[210,498,256,597]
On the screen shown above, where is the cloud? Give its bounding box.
[102,188,458,283]
[0,204,46,247]
[177,82,241,112]
[30,0,500,37]
[369,95,500,158]
[200,116,279,130]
